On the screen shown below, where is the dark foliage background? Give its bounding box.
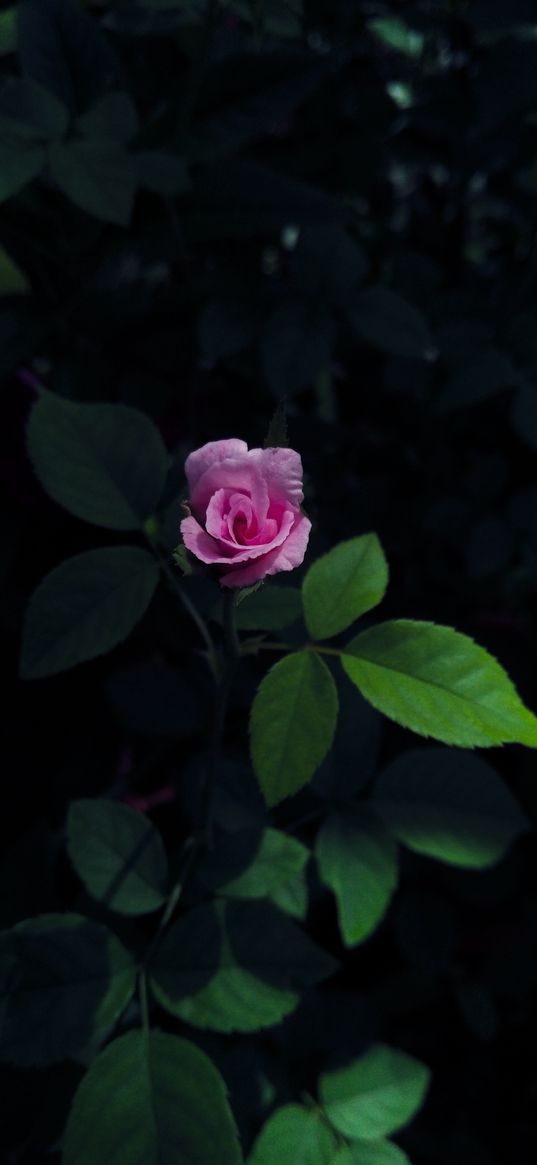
[2,1,537,1161]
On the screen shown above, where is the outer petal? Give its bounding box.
[184,439,248,496]
[249,446,305,507]
[190,456,269,520]
[220,512,312,587]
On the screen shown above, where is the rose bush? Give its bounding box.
[180,438,311,587]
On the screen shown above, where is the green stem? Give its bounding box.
[200,590,239,845]
[257,641,342,658]
[146,534,219,678]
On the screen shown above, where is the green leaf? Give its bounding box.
[0,137,45,201]
[18,0,122,114]
[330,1141,412,1165]
[260,298,334,398]
[27,391,169,529]
[62,1029,243,1165]
[48,139,137,225]
[248,1103,339,1165]
[250,651,339,806]
[0,8,16,56]
[263,401,289,449]
[340,620,537,748]
[0,77,69,139]
[319,1043,431,1141]
[135,150,191,195]
[199,826,310,918]
[316,813,398,946]
[219,585,302,631]
[349,287,433,360]
[19,546,160,679]
[150,899,336,1033]
[302,535,389,640]
[372,747,529,869]
[0,246,29,294]
[67,799,168,914]
[77,92,139,143]
[0,914,135,1066]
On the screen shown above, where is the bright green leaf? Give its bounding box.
[248,1103,338,1165]
[27,391,169,529]
[48,138,137,225]
[316,813,398,946]
[19,547,160,679]
[67,799,168,914]
[199,827,309,918]
[302,535,389,640]
[0,914,135,1066]
[341,620,537,748]
[320,1043,431,1141]
[349,287,433,360]
[250,651,339,806]
[150,899,336,1033]
[62,1029,243,1165]
[372,747,529,869]
[330,1140,412,1165]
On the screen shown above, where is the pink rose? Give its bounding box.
[181,438,311,588]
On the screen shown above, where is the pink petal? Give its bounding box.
[184,439,248,496]
[220,511,312,587]
[190,456,269,520]
[181,508,296,566]
[248,446,305,507]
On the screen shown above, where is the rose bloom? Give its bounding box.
[181,439,311,587]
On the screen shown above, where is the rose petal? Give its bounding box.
[190,456,269,521]
[220,511,312,587]
[184,439,248,496]
[181,508,296,566]
[249,446,305,507]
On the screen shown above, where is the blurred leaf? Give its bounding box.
[19,547,160,679]
[349,287,433,360]
[27,391,169,529]
[77,92,139,143]
[0,247,29,294]
[372,747,529,869]
[341,619,537,747]
[18,0,122,114]
[250,651,339,806]
[135,150,191,194]
[302,535,389,641]
[188,160,343,239]
[290,226,367,305]
[48,138,137,225]
[248,1103,338,1165]
[0,301,47,374]
[369,17,423,57]
[394,891,457,975]
[0,8,16,55]
[0,914,135,1065]
[264,401,288,449]
[0,77,69,138]
[316,812,397,946]
[67,799,168,915]
[465,516,514,579]
[260,298,334,398]
[511,383,537,450]
[199,826,310,918]
[199,298,261,363]
[0,137,45,201]
[319,1043,431,1140]
[62,1030,243,1165]
[437,351,517,412]
[150,899,336,1033]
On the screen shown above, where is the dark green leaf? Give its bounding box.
[263,402,288,449]
[199,826,309,918]
[0,137,45,201]
[0,77,68,138]
[135,150,191,195]
[62,1030,243,1165]
[302,535,389,640]
[231,585,302,631]
[372,747,529,869]
[330,1141,411,1165]
[248,1103,338,1165]
[0,914,135,1065]
[67,799,168,914]
[199,298,260,363]
[0,246,29,293]
[341,620,537,748]
[349,287,433,360]
[319,1043,431,1140]
[77,92,139,143]
[19,547,160,679]
[48,139,137,225]
[27,391,169,528]
[250,651,339,806]
[316,812,398,946]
